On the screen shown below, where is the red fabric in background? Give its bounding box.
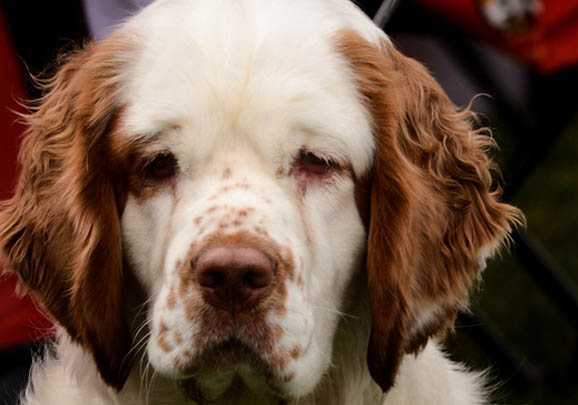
[415,0,578,74]
[0,276,52,347]
[0,6,53,348]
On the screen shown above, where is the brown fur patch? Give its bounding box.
[173,357,185,370]
[334,30,522,392]
[173,330,183,345]
[157,333,173,353]
[167,288,176,310]
[0,32,140,391]
[289,345,301,359]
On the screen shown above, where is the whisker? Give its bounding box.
[121,319,153,370]
[129,297,155,330]
[312,305,358,320]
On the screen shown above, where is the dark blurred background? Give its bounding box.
[0,0,576,404]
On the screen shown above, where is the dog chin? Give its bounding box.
[176,340,290,403]
[179,371,286,404]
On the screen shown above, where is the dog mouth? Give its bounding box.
[188,337,273,373]
[177,338,288,403]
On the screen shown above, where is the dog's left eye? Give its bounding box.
[145,153,177,180]
[298,151,336,175]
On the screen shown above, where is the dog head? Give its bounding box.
[0,0,521,401]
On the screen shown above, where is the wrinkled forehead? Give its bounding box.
[116,0,379,175]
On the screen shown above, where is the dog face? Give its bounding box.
[0,0,520,402]
[120,8,373,398]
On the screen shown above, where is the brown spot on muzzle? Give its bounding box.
[157,321,173,352]
[166,287,176,309]
[289,345,301,359]
[173,330,183,345]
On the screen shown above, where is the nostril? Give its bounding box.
[198,268,225,289]
[243,267,272,289]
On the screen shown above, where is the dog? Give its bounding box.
[0,0,521,403]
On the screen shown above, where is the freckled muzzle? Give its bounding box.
[155,226,300,374]
[148,168,310,396]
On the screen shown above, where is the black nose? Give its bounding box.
[193,247,274,313]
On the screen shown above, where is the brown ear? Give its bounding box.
[336,31,522,392]
[0,35,135,390]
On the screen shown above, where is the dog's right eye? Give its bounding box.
[145,153,177,180]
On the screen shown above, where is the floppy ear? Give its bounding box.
[0,35,135,390]
[336,31,522,392]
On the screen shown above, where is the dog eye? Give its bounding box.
[145,153,177,180]
[298,151,334,175]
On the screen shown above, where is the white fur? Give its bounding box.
[19,1,488,404]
